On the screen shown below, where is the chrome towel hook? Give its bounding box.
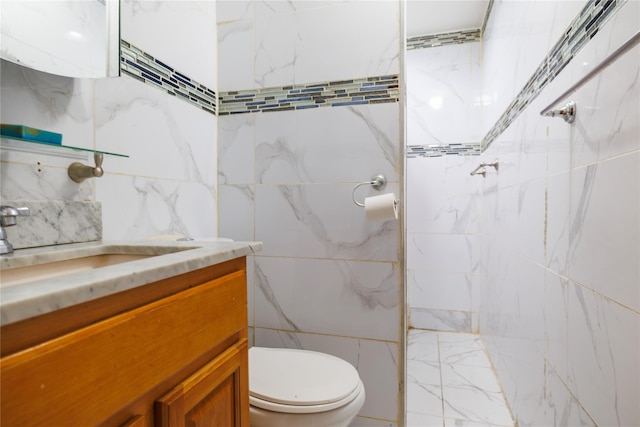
[352,174,387,207]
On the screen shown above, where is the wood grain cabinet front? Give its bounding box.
[0,258,249,427]
[156,339,249,427]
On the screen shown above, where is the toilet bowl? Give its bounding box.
[249,347,366,427]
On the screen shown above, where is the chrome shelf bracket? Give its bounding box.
[68,152,105,183]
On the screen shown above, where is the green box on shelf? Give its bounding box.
[0,124,62,145]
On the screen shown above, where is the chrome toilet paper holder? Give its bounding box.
[352,174,387,207]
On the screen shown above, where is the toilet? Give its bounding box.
[249,347,366,427]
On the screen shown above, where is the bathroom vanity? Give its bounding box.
[0,240,261,426]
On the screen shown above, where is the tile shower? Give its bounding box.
[0,1,638,427]
[407,1,639,426]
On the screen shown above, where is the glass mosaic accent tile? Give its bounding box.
[407,29,481,51]
[408,0,626,157]
[120,40,217,115]
[480,0,625,151]
[406,143,481,158]
[218,76,399,115]
[481,0,495,36]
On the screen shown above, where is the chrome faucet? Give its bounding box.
[0,205,30,254]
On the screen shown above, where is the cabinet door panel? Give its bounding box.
[121,415,146,427]
[156,339,249,427]
[0,271,246,427]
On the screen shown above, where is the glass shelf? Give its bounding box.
[0,135,128,158]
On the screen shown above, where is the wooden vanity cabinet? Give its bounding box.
[0,257,250,427]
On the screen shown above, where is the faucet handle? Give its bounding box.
[93,153,104,178]
[0,205,30,227]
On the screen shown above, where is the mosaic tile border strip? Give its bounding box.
[407,29,481,51]
[120,40,398,117]
[480,0,625,150]
[120,40,217,115]
[218,76,399,115]
[408,0,625,158]
[407,143,481,158]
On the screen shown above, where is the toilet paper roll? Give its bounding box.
[365,193,398,222]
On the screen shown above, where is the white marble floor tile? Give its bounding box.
[443,418,507,427]
[406,412,445,427]
[440,364,503,393]
[442,386,513,426]
[407,330,514,427]
[406,381,444,417]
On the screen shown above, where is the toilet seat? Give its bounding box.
[249,347,362,414]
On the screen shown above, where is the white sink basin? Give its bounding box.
[0,244,195,288]
[1,253,152,287]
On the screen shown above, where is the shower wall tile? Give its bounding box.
[406,156,481,235]
[479,1,640,425]
[409,271,473,313]
[407,233,473,273]
[406,42,482,146]
[255,104,399,184]
[254,257,399,341]
[545,366,597,427]
[545,171,571,275]
[494,337,546,427]
[481,0,584,136]
[255,183,399,262]
[254,328,399,423]
[405,40,484,332]
[569,0,639,99]
[567,153,640,312]
[409,308,472,333]
[566,281,640,427]
[121,0,217,89]
[570,43,640,169]
[543,271,569,382]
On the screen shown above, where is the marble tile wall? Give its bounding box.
[479,1,639,426]
[0,1,218,243]
[406,41,483,332]
[216,2,402,425]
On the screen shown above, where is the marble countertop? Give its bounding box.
[0,239,262,326]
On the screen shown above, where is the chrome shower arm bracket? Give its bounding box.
[352,174,387,207]
[470,166,487,177]
[470,159,499,177]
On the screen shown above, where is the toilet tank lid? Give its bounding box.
[249,347,361,406]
